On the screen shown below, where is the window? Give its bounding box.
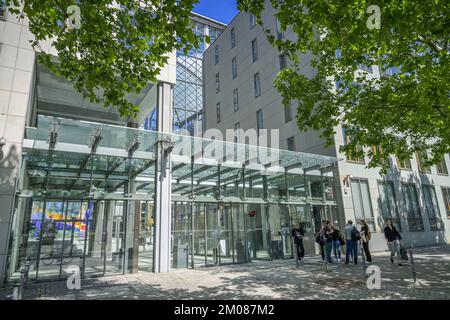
[0,0,6,20]
[371,145,389,167]
[357,64,373,73]
[422,185,442,230]
[215,73,220,93]
[350,179,375,231]
[251,39,258,62]
[234,122,240,143]
[256,109,263,132]
[442,188,450,219]
[275,18,284,40]
[384,66,401,76]
[216,103,221,123]
[249,13,256,28]
[287,136,295,151]
[253,72,261,97]
[436,156,448,175]
[342,126,364,164]
[284,101,293,123]
[416,151,431,173]
[233,88,239,112]
[279,54,287,70]
[230,28,236,48]
[402,183,424,231]
[232,57,237,79]
[378,181,401,231]
[214,46,219,65]
[396,157,412,170]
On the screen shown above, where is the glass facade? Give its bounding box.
[442,187,450,219]
[378,181,401,231]
[142,15,225,136]
[422,185,442,230]
[350,179,375,230]
[6,115,338,283]
[402,183,424,232]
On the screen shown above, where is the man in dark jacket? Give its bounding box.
[384,219,403,266]
[292,223,305,261]
[323,220,334,263]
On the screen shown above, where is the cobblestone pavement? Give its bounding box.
[1,245,449,300]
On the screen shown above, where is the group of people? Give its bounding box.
[291,218,404,266]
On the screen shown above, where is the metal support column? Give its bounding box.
[262,174,271,260]
[153,82,174,273]
[190,158,195,269]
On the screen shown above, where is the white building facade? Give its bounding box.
[203,4,450,252]
[0,4,341,286]
[0,5,177,285]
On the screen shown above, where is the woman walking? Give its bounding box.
[316,221,327,261]
[359,220,372,263]
[330,225,342,262]
[384,219,403,266]
[292,222,305,261]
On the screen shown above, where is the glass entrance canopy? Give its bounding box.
[22,115,338,202]
[8,115,339,282]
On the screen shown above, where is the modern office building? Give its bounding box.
[0,6,338,286]
[203,4,450,252]
[142,13,226,136]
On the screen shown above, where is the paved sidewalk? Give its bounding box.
[1,245,449,300]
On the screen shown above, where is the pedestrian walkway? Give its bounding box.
[1,245,449,300]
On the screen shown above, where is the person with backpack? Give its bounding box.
[292,222,305,262]
[330,224,343,262]
[384,219,403,266]
[316,221,327,261]
[323,220,334,263]
[344,220,359,265]
[359,220,372,263]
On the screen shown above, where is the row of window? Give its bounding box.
[342,127,449,175]
[231,118,296,151]
[352,179,448,233]
[217,106,264,130]
[216,71,260,94]
[214,53,292,129]
[216,98,294,139]
[230,14,282,49]
[214,12,286,66]
[214,71,261,117]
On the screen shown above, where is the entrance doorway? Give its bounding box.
[12,199,130,281]
[171,202,272,269]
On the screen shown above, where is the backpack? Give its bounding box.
[351,227,361,242]
[294,230,303,243]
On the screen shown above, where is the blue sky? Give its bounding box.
[193,0,239,24]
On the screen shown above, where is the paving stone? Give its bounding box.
[0,245,449,300]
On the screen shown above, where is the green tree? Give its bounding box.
[238,0,449,172]
[6,0,201,119]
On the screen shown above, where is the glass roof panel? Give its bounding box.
[25,115,339,174]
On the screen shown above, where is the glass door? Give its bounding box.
[245,204,270,260]
[205,203,220,266]
[33,200,93,281]
[83,200,118,278]
[192,203,206,268]
[232,204,247,263]
[217,203,233,264]
[138,201,154,272]
[172,202,190,269]
[60,201,91,279]
[35,200,68,281]
[106,201,126,275]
